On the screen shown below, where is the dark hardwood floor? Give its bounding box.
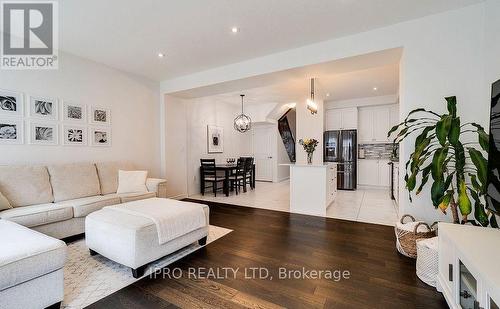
[87,199,448,309]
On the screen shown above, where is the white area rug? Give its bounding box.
[62,225,232,309]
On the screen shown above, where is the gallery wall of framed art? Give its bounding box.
[0,88,112,147]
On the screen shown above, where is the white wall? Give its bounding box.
[164,95,188,198]
[185,97,252,196]
[325,94,398,109]
[0,52,161,175]
[161,3,497,224]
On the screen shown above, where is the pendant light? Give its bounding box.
[234,94,252,133]
[307,78,318,115]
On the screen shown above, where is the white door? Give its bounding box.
[358,108,373,143]
[253,126,274,181]
[341,108,358,129]
[373,106,391,142]
[326,109,342,130]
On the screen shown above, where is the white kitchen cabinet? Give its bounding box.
[378,159,391,187]
[358,104,398,143]
[325,108,358,130]
[358,159,379,186]
[358,159,391,187]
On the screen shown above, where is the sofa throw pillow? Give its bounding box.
[0,191,12,210]
[116,170,148,194]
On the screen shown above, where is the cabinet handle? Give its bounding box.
[448,264,453,281]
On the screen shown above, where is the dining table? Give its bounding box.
[200,163,256,197]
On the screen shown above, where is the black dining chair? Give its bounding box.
[229,158,246,195]
[240,157,255,191]
[200,159,224,196]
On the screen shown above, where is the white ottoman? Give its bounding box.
[0,220,67,309]
[85,198,209,278]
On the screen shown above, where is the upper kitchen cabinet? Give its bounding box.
[358,104,399,143]
[325,107,358,130]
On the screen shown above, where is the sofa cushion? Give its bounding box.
[0,165,54,207]
[106,191,156,204]
[56,195,121,218]
[95,162,135,195]
[0,203,73,228]
[0,220,66,290]
[0,191,12,210]
[47,163,101,202]
[117,170,148,194]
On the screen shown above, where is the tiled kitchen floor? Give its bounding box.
[189,180,399,226]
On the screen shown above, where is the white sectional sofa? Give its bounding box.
[0,162,166,239]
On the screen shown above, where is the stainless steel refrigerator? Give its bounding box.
[324,130,357,190]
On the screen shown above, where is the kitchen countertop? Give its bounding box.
[280,163,336,168]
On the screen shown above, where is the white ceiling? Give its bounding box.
[60,0,482,81]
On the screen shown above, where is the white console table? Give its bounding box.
[437,223,500,309]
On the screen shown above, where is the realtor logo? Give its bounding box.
[1,1,58,69]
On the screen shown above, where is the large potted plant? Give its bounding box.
[389,96,497,227]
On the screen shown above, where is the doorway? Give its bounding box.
[252,125,274,182]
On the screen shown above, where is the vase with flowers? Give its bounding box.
[298,138,319,164]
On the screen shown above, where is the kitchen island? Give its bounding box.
[282,163,337,216]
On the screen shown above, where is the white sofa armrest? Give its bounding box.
[146,178,167,197]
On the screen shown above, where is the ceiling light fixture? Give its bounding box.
[234,94,251,133]
[307,78,318,115]
[231,27,239,33]
[326,93,330,97]
[158,52,165,58]
[373,87,378,91]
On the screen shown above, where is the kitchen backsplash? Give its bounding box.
[358,143,398,159]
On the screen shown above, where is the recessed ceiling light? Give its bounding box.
[326,93,330,97]
[231,27,239,33]
[373,87,378,91]
[157,52,165,58]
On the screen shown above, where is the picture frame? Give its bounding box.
[62,101,87,123]
[207,125,223,153]
[89,126,111,147]
[0,118,24,144]
[28,95,58,121]
[90,106,111,125]
[29,122,59,145]
[0,89,24,117]
[62,125,87,146]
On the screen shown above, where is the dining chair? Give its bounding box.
[240,157,255,191]
[200,159,224,196]
[229,158,246,195]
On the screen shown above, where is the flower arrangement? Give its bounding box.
[299,138,319,164]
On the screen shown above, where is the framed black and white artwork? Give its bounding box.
[90,127,111,147]
[0,118,23,144]
[63,102,86,123]
[207,125,223,153]
[62,125,87,146]
[29,96,58,120]
[90,106,111,125]
[29,122,58,145]
[0,89,23,117]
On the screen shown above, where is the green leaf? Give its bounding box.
[468,188,489,226]
[431,179,445,207]
[443,172,454,191]
[445,96,457,117]
[469,173,481,192]
[448,117,460,145]
[387,124,400,138]
[436,115,452,146]
[471,123,489,152]
[416,165,431,195]
[468,148,488,191]
[457,180,472,217]
[438,192,452,213]
[431,147,448,181]
[415,126,436,149]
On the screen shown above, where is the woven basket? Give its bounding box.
[395,215,437,259]
[416,237,439,287]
